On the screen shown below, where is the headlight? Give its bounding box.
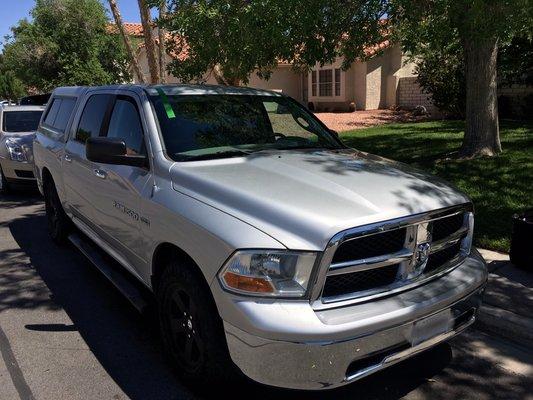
[218,250,317,297]
[5,138,28,162]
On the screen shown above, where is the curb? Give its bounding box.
[476,304,533,348]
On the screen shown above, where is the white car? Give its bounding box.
[0,105,45,192]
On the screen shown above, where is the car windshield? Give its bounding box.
[2,111,43,133]
[150,94,342,161]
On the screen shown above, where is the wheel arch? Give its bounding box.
[151,242,211,293]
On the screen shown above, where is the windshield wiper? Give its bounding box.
[176,150,251,161]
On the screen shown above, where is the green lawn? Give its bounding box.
[340,120,533,253]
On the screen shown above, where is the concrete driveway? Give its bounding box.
[0,189,531,400]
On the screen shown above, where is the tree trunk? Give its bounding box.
[460,37,501,158]
[158,2,167,83]
[212,64,240,86]
[137,0,159,84]
[107,0,145,84]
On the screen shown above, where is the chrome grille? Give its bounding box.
[332,228,406,264]
[316,205,473,306]
[323,263,400,297]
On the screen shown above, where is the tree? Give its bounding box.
[413,42,466,118]
[0,70,25,102]
[1,0,130,92]
[157,1,167,83]
[390,0,533,158]
[149,0,388,86]
[108,0,146,83]
[407,35,533,119]
[138,0,160,83]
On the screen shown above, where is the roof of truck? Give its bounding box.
[51,84,283,98]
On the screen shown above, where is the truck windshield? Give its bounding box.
[150,94,342,161]
[2,111,43,133]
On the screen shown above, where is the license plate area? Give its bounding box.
[411,309,453,346]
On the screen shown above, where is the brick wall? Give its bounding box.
[396,77,438,114]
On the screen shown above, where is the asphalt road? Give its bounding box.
[1,188,531,400]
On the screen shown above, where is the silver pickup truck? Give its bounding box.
[33,85,487,390]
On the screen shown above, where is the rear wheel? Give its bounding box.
[0,166,10,194]
[156,261,238,386]
[43,177,71,244]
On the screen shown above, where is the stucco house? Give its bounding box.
[123,23,434,112]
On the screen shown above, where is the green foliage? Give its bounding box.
[341,120,533,252]
[413,42,466,118]
[391,1,533,118]
[0,70,25,101]
[152,0,387,84]
[391,0,533,50]
[1,0,130,92]
[406,35,533,118]
[499,36,533,86]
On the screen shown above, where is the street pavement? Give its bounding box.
[1,189,532,400]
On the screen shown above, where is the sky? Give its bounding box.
[0,0,149,50]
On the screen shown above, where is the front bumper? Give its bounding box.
[0,157,36,181]
[213,249,487,390]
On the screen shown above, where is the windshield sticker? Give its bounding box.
[155,88,176,119]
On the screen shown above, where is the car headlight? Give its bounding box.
[5,138,28,162]
[218,250,317,297]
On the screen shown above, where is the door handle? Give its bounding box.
[64,154,72,162]
[93,169,107,179]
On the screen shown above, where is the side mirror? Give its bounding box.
[86,137,146,168]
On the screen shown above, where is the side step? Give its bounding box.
[68,232,149,313]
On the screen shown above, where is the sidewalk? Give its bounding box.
[476,248,533,348]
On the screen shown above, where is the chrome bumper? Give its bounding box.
[0,157,35,181]
[214,250,487,390]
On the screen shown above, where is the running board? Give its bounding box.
[68,232,148,313]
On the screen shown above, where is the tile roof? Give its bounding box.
[107,22,144,37]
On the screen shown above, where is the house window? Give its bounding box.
[311,71,317,97]
[335,68,341,96]
[319,69,333,96]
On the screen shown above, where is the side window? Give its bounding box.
[76,94,113,143]
[106,98,145,155]
[44,99,61,126]
[54,98,76,132]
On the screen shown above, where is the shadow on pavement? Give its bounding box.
[3,196,531,399]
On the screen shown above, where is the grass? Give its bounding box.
[339,120,533,253]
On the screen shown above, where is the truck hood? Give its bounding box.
[170,149,470,250]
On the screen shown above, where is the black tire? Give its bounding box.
[0,165,10,194]
[43,177,71,244]
[156,261,239,387]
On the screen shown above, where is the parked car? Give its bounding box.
[0,104,45,192]
[33,85,488,390]
[20,93,51,106]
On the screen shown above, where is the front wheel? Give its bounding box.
[43,178,71,244]
[156,261,239,386]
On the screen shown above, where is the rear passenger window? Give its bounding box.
[53,98,76,132]
[76,94,113,143]
[44,99,61,126]
[106,98,145,155]
[44,98,77,132]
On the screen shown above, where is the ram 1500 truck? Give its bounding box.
[33,85,487,390]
